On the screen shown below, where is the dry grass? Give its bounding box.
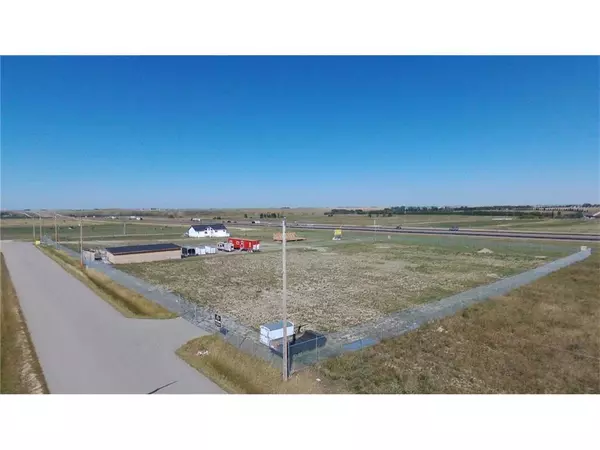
[121,241,546,332]
[0,253,48,394]
[177,335,336,394]
[319,252,600,394]
[39,246,177,319]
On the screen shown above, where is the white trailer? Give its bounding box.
[217,242,234,252]
[260,320,295,347]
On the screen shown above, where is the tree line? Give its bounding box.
[325,206,589,219]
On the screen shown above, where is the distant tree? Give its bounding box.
[368,212,372,218]
[556,211,562,218]
[260,213,264,219]
[244,213,248,218]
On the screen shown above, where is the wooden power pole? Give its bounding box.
[282,217,288,380]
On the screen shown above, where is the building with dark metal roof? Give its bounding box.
[104,243,181,264]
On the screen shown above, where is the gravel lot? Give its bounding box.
[120,240,549,332]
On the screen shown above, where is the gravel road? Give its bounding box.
[0,241,223,394]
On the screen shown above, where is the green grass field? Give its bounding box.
[0,219,188,242]
[5,209,597,242]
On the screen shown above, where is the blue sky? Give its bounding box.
[1,56,598,209]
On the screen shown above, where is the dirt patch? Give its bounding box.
[121,242,543,333]
[477,248,494,254]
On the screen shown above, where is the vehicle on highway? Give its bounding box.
[449,226,459,231]
[396,225,402,229]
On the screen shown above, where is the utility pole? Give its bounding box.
[282,217,288,381]
[54,214,58,246]
[373,218,376,242]
[39,215,43,242]
[80,217,84,268]
[123,220,126,236]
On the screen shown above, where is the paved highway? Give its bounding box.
[71,216,600,242]
[1,241,224,394]
[281,223,600,242]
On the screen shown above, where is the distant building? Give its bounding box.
[186,224,230,238]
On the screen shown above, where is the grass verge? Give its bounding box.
[319,251,600,393]
[1,253,49,394]
[177,335,337,394]
[38,245,177,319]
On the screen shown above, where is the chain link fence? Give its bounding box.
[41,236,591,374]
[290,246,593,371]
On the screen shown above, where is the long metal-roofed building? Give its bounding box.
[104,243,181,264]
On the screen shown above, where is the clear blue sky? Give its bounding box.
[1,56,598,209]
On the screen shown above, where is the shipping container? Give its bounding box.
[227,238,261,252]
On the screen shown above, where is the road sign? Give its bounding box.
[214,314,222,328]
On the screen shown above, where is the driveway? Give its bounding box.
[1,241,223,394]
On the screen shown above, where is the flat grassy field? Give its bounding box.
[0,219,188,242]
[130,209,599,234]
[283,214,599,234]
[8,209,598,236]
[0,253,48,394]
[177,335,331,394]
[119,229,577,333]
[318,251,600,394]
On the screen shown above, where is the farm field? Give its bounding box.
[118,229,579,333]
[6,210,598,240]
[285,215,600,234]
[318,251,600,394]
[94,212,600,234]
[0,219,188,242]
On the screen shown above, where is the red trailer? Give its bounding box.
[227,238,261,252]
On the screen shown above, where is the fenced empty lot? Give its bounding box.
[119,233,577,333]
[318,250,600,394]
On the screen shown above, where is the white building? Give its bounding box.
[186,223,230,238]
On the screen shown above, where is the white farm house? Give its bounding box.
[186,224,230,238]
